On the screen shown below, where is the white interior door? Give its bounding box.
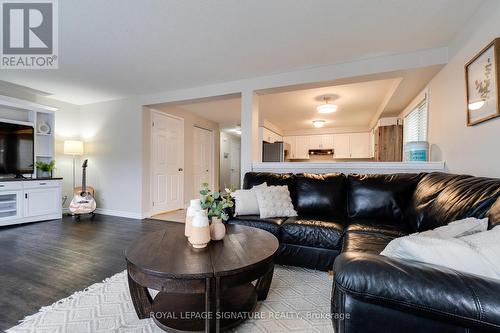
[193,127,213,193]
[151,112,184,215]
[229,138,241,189]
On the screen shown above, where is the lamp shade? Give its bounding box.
[64,140,84,155]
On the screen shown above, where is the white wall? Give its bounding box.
[409,0,500,178]
[79,98,143,217]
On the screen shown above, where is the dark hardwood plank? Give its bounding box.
[0,214,176,332]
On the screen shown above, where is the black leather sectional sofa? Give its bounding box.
[227,171,500,333]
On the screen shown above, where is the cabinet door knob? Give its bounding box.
[178,168,183,171]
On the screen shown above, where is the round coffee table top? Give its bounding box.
[125,223,279,279]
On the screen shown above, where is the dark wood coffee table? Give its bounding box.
[125,223,279,332]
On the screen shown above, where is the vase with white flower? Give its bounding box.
[199,183,234,240]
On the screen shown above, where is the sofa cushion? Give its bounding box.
[281,217,344,250]
[407,172,500,232]
[295,173,347,219]
[342,231,399,254]
[226,215,286,237]
[243,172,297,204]
[346,219,408,237]
[348,173,422,222]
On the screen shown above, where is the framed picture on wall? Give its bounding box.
[465,38,500,126]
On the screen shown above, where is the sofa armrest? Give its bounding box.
[333,252,500,332]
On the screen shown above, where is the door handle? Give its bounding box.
[178,168,183,171]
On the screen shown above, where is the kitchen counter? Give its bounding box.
[252,161,446,174]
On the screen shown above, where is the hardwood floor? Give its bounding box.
[0,214,175,332]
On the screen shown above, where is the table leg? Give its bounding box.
[256,265,274,301]
[128,272,153,319]
[205,277,220,333]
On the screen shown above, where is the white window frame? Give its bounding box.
[403,94,428,143]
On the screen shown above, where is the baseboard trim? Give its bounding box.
[94,208,143,220]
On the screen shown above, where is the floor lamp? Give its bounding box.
[64,140,84,190]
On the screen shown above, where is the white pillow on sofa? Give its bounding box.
[254,185,297,218]
[231,183,267,216]
[381,218,500,279]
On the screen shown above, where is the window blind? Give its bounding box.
[404,98,427,143]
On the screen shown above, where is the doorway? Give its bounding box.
[220,132,241,190]
[193,126,215,194]
[150,111,184,215]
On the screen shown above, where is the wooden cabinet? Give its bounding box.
[309,134,334,150]
[374,125,403,161]
[283,136,309,159]
[333,132,371,159]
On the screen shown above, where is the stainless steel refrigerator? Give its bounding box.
[262,141,289,162]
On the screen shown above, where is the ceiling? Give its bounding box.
[173,97,242,131]
[0,0,483,105]
[260,79,398,130]
[158,65,442,132]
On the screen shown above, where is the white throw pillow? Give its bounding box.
[231,183,267,216]
[381,218,500,280]
[254,185,297,218]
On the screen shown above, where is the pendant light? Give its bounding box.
[317,97,338,114]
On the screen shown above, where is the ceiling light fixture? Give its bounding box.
[317,97,338,114]
[312,120,325,128]
[468,100,485,111]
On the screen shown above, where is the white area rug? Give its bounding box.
[7,266,334,333]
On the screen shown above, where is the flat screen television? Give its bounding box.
[0,122,34,175]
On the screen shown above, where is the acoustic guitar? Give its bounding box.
[69,159,96,217]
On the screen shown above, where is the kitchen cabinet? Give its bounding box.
[283,136,309,159]
[333,132,371,159]
[350,132,371,158]
[333,134,351,158]
[261,127,282,143]
[309,134,334,150]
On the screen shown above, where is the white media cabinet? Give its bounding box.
[0,179,62,227]
[0,95,63,227]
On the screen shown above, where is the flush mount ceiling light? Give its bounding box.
[316,97,338,114]
[312,120,325,128]
[468,100,485,111]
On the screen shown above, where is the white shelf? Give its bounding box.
[0,208,17,213]
[0,200,16,204]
